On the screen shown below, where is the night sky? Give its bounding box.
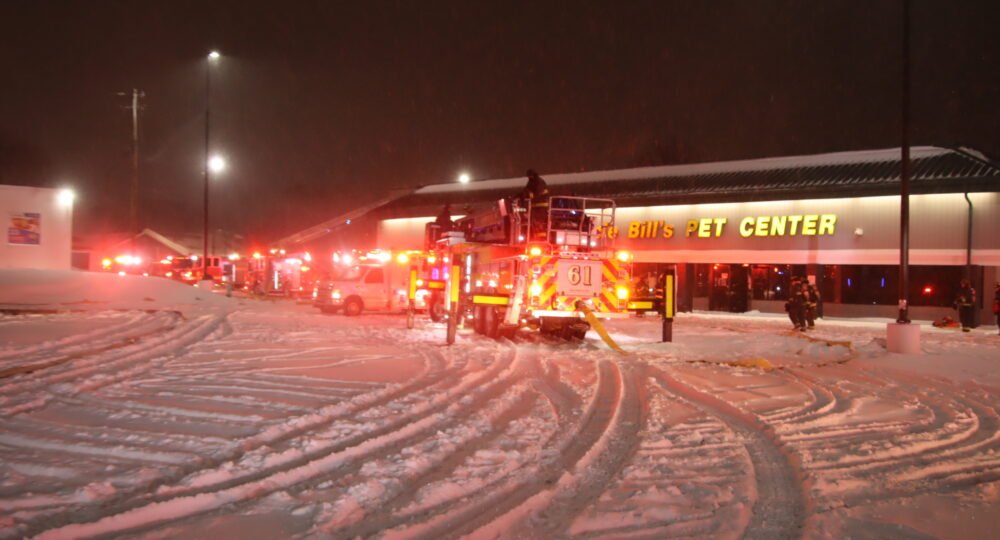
[1,0,997,242]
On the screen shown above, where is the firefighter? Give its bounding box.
[434,203,454,231]
[805,282,821,329]
[954,279,976,332]
[522,169,550,239]
[993,283,999,335]
[785,277,806,331]
[653,271,666,314]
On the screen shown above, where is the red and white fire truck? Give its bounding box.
[246,249,315,297]
[419,195,633,343]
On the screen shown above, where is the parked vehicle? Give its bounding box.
[314,250,433,316]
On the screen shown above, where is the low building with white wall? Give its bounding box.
[369,146,1000,324]
[0,184,74,270]
[281,146,1000,325]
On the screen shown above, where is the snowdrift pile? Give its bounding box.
[0,269,235,315]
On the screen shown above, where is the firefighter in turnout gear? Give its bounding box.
[785,277,807,331]
[993,283,999,335]
[955,279,976,332]
[805,282,820,329]
[434,203,454,232]
[522,169,550,239]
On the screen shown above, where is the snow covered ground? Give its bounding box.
[0,270,997,539]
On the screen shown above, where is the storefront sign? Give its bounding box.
[8,212,41,245]
[605,214,838,240]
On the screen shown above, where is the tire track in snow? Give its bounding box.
[322,348,567,537]
[27,343,522,539]
[775,366,1000,511]
[380,354,630,540]
[4,344,451,536]
[494,358,644,539]
[0,311,170,362]
[0,314,222,416]
[651,367,807,540]
[346,350,570,535]
[563,378,758,539]
[311,383,541,537]
[0,312,181,380]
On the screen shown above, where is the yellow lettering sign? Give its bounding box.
[770,215,787,236]
[697,218,712,238]
[685,220,698,237]
[713,218,727,236]
[787,215,803,235]
[623,214,837,240]
[628,222,641,239]
[818,214,836,235]
[754,216,770,236]
[802,214,819,235]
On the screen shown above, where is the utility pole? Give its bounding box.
[129,89,144,239]
[897,0,911,324]
[887,0,920,354]
[119,89,144,241]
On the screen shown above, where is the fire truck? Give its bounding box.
[418,195,633,343]
[246,250,311,297]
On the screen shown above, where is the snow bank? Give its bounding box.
[0,269,235,315]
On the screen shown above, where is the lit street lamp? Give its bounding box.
[208,155,227,174]
[203,50,221,280]
[457,172,471,184]
[56,188,76,208]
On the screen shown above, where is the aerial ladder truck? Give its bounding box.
[411,194,634,345]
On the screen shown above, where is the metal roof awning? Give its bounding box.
[374,146,1000,219]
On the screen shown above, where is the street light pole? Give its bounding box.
[897,0,911,323]
[203,51,219,280]
[886,0,920,354]
[129,88,143,239]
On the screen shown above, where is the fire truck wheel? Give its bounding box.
[483,306,500,339]
[446,312,457,344]
[567,325,589,341]
[429,294,445,322]
[472,306,484,334]
[344,297,364,317]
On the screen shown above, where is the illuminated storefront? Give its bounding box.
[317,146,1000,324]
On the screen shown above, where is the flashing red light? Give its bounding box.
[923,286,933,295]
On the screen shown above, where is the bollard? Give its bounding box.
[661,272,675,342]
[446,264,460,345]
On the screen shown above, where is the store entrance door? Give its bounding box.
[708,263,751,313]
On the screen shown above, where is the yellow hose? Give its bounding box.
[577,303,626,354]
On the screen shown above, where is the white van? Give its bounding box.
[314,263,410,316]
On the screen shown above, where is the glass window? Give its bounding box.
[693,263,710,297]
[837,265,966,306]
[364,267,384,284]
[335,266,365,281]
